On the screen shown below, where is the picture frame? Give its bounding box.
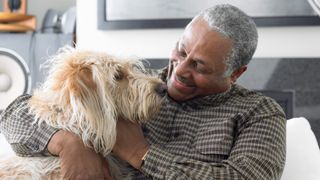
[97,0,320,30]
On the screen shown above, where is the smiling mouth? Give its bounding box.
[176,76,194,86]
[171,75,196,91]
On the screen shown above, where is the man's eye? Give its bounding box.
[193,61,198,67]
[196,66,208,74]
[179,51,187,58]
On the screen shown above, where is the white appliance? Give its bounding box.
[0,33,73,112]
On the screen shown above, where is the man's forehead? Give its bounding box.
[180,30,216,51]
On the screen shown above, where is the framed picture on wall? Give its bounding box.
[97,0,320,30]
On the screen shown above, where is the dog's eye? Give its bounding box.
[115,71,124,81]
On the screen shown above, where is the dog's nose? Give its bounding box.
[155,83,167,97]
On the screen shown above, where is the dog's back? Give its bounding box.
[0,156,60,179]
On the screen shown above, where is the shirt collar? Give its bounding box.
[165,84,237,109]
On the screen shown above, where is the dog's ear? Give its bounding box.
[51,62,97,105]
[67,65,97,98]
[59,62,117,155]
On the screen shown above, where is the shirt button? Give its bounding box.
[181,104,187,111]
[151,166,157,173]
[142,126,149,134]
[173,132,179,138]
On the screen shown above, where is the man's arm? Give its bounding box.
[0,95,58,156]
[0,95,113,179]
[48,130,114,180]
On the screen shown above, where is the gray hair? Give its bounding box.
[198,4,258,76]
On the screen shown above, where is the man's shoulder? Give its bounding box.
[230,84,284,114]
[231,84,266,101]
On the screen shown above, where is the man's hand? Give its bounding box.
[48,130,114,180]
[112,119,149,169]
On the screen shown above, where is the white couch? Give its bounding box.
[1,117,320,179]
[281,117,320,180]
[0,132,14,157]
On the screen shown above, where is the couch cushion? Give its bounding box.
[0,133,14,157]
[281,117,320,180]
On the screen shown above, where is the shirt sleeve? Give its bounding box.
[140,102,286,180]
[0,95,59,157]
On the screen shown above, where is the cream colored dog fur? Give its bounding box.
[0,47,165,179]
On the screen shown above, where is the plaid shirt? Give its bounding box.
[0,84,286,180]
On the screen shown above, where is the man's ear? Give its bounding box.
[230,65,247,83]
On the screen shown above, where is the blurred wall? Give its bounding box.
[76,0,320,58]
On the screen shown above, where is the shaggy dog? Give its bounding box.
[0,47,166,179]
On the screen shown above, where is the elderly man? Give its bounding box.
[0,4,286,180]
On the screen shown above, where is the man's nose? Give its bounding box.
[175,58,191,78]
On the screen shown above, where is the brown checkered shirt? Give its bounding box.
[0,84,286,180]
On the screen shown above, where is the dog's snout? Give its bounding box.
[155,83,167,97]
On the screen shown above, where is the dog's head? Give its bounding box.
[30,47,165,155]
